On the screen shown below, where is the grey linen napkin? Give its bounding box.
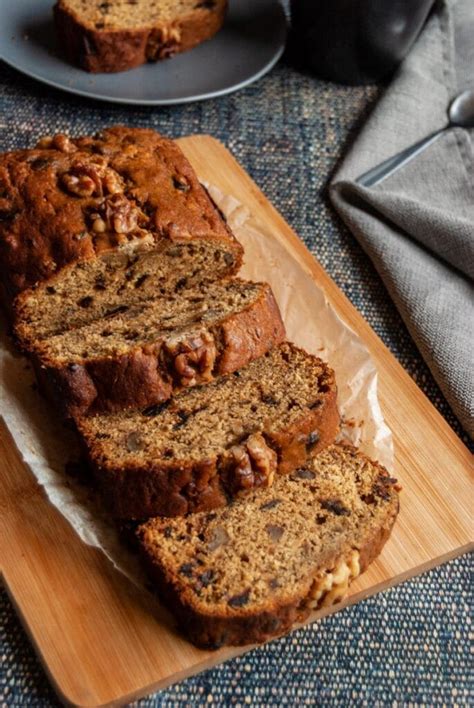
[330,0,474,438]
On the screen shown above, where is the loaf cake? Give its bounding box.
[76,343,339,519]
[18,280,285,417]
[0,123,400,654]
[54,0,227,73]
[0,126,242,318]
[138,444,400,648]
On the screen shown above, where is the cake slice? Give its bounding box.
[0,126,241,322]
[54,0,227,73]
[17,280,284,417]
[137,444,400,648]
[76,343,339,519]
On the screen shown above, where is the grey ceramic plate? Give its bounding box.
[0,0,287,105]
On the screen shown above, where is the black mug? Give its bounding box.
[290,0,436,85]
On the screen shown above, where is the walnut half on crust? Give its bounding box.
[146,25,182,61]
[305,550,361,610]
[36,133,77,153]
[60,160,124,199]
[86,193,150,244]
[229,433,277,494]
[164,331,217,387]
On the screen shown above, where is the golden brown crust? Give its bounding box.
[54,1,227,73]
[216,286,285,376]
[0,126,242,308]
[24,282,285,418]
[269,378,339,477]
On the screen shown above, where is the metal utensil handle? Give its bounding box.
[356,128,445,188]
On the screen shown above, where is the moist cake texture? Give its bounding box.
[138,444,400,647]
[77,343,340,518]
[19,280,284,417]
[0,126,241,318]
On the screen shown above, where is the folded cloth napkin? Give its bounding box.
[330,0,474,438]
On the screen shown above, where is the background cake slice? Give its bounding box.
[54,0,228,73]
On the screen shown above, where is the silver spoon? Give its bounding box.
[356,88,474,188]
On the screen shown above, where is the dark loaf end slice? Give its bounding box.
[137,444,400,648]
[2,126,241,323]
[17,279,285,417]
[76,342,340,519]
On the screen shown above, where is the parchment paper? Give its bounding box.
[0,186,393,587]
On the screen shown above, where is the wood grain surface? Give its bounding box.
[0,136,472,707]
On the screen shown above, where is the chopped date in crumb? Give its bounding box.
[306,431,320,449]
[320,499,350,516]
[142,401,170,417]
[199,570,215,587]
[173,410,190,430]
[308,399,322,409]
[291,468,316,480]
[228,589,250,608]
[126,431,143,452]
[259,498,282,510]
[261,392,279,405]
[179,562,195,578]
[265,524,285,542]
[206,526,230,551]
[104,304,129,317]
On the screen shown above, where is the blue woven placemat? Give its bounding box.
[0,42,472,707]
[1,557,472,707]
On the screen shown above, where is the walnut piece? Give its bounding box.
[102,170,123,195]
[91,217,107,233]
[88,193,148,235]
[36,134,77,153]
[166,222,193,241]
[147,25,181,60]
[206,526,230,552]
[61,161,123,199]
[306,550,360,610]
[229,433,277,493]
[165,331,217,387]
[108,194,139,233]
[62,172,96,198]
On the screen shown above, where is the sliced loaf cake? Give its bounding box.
[138,444,400,648]
[0,126,241,320]
[76,343,339,519]
[54,0,227,73]
[17,280,284,417]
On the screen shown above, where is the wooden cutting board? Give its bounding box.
[0,136,472,708]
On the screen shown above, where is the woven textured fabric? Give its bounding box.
[1,557,472,706]
[0,6,472,703]
[331,0,474,437]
